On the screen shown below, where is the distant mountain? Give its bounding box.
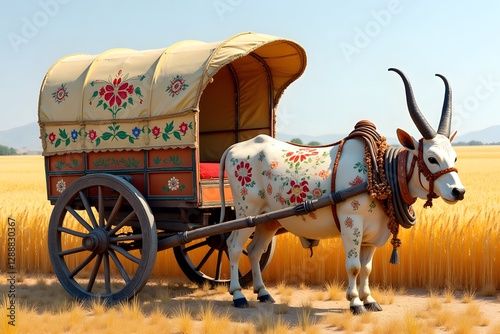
[0,122,42,153]
[454,125,500,144]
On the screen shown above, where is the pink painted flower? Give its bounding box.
[235,161,252,186]
[48,132,56,143]
[267,183,273,195]
[287,180,309,204]
[344,217,353,229]
[312,187,323,198]
[88,129,97,141]
[285,148,318,164]
[270,161,278,169]
[240,187,248,197]
[152,126,161,138]
[179,122,189,135]
[275,193,285,206]
[351,199,360,211]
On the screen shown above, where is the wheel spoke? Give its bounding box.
[196,247,215,271]
[110,244,141,264]
[58,226,87,238]
[69,251,97,278]
[105,194,124,229]
[109,249,131,283]
[108,211,137,236]
[103,253,111,295]
[59,246,86,256]
[87,254,103,292]
[215,250,223,280]
[98,186,105,228]
[184,240,209,253]
[65,206,93,232]
[79,190,98,229]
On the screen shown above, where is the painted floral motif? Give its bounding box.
[54,159,80,170]
[369,201,377,212]
[316,169,330,180]
[92,157,140,169]
[56,179,66,193]
[161,176,186,192]
[352,228,361,246]
[351,199,360,211]
[52,83,69,104]
[235,161,253,186]
[284,148,319,167]
[166,75,189,97]
[88,70,145,119]
[347,249,358,259]
[46,128,81,148]
[286,180,310,204]
[353,162,367,174]
[150,121,193,141]
[344,217,353,229]
[349,175,364,187]
[83,120,193,147]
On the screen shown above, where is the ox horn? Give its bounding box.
[435,74,452,138]
[388,68,437,139]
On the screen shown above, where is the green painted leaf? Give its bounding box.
[164,121,174,133]
[96,138,101,146]
[55,138,61,147]
[128,136,134,144]
[173,131,181,141]
[122,102,127,109]
[65,138,70,146]
[103,103,108,110]
[162,133,169,141]
[116,131,128,139]
[58,129,68,139]
[101,132,113,140]
[128,97,134,105]
[97,100,103,107]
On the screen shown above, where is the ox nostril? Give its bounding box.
[452,187,465,200]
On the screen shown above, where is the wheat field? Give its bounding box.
[0,146,499,293]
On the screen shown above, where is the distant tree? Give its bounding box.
[290,138,303,144]
[0,145,17,155]
[307,141,321,146]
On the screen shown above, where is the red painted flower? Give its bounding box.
[88,129,97,141]
[285,148,318,164]
[52,84,68,104]
[100,77,134,107]
[152,126,161,137]
[235,161,252,186]
[48,132,56,143]
[312,187,323,198]
[179,122,189,135]
[287,180,310,203]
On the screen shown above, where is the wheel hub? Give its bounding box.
[82,228,109,253]
[206,233,229,250]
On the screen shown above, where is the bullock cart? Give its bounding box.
[40,32,314,303]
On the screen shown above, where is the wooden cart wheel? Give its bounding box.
[48,173,157,304]
[173,233,275,287]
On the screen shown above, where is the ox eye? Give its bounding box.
[428,157,438,165]
[455,157,457,162]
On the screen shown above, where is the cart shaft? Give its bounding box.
[157,182,367,250]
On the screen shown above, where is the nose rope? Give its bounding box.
[416,139,458,208]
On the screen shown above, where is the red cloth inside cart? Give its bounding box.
[200,162,226,179]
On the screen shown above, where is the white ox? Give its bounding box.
[219,68,465,314]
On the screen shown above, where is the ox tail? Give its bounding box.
[219,144,233,223]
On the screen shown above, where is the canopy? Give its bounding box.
[38,32,307,157]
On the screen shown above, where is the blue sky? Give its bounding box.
[1,0,499,139]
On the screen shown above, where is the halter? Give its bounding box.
[412,138,458,208]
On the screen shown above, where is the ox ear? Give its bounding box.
[397,128,418,151]
[449,130,458,143]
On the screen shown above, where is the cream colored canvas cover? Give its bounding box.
[38,32,307,156]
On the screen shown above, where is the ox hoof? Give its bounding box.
[350,305,367,315]
[364,302,383,312]
[233,297,249,308]
[257,294,275,303]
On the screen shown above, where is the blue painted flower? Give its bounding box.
[71,129,78,141]
[132,126,141,138]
